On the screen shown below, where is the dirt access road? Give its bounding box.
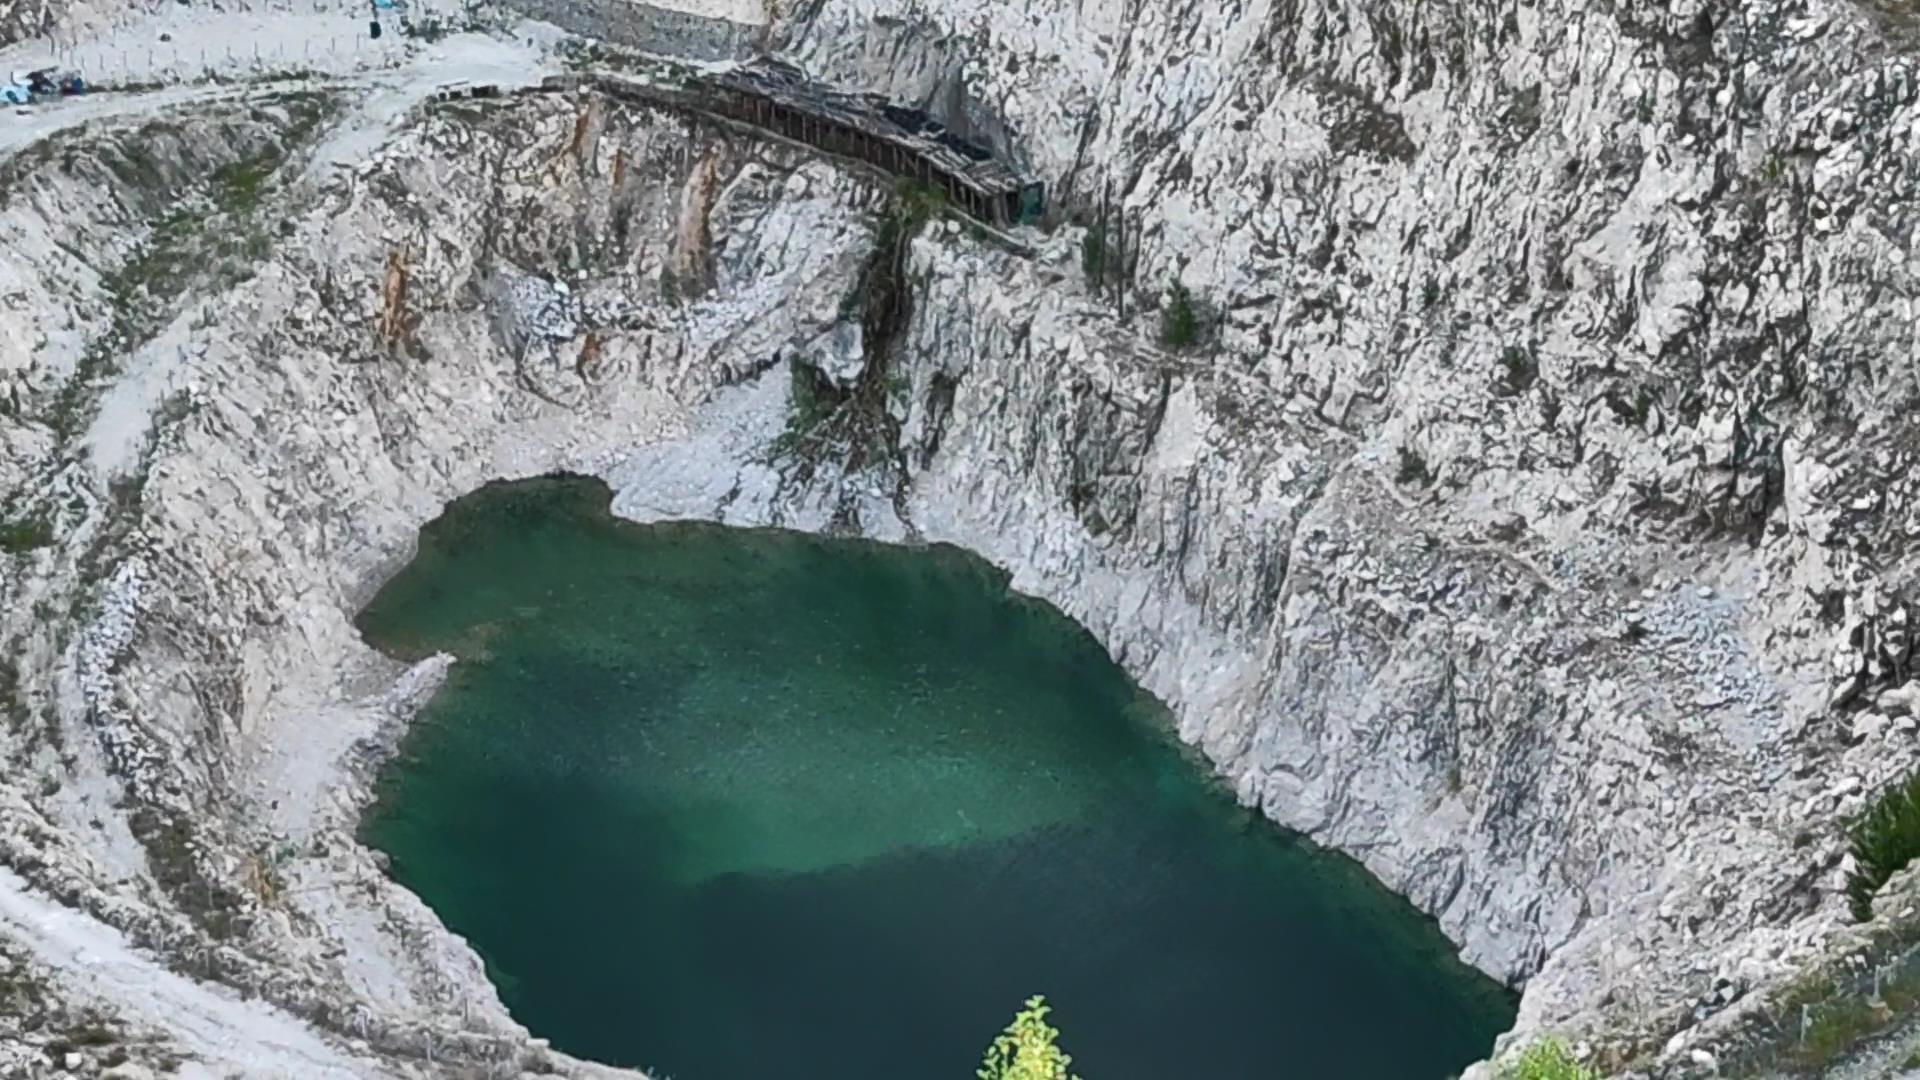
[0,7,566,166]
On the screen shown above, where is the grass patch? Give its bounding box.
[66,1020,118,1047]
[42,91,335,448]
[1729,935,1920,1075]
[0,951,48,1015]
[1794,996,1885,1066]
[1848,770,1920,921]
[0,513,53,553]
[208,151,279,215]
[128,806,248,940]
[1501,1040,1600,1080]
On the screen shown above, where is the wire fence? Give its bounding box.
[18,0,478,92]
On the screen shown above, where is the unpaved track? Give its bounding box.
[0,867,381,1077]
[0,23,564,164]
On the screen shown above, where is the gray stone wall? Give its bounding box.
[504,0,760,61]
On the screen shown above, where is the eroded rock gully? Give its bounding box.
[0,0,1919,1072]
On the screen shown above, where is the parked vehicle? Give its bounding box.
[27,69,82,96]
[3,66,81,108]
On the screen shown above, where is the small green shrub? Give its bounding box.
[772,359,836,456]
[209,153,277,213]
[892,179,948,230]
[1396,445,1433,487]
[0,514,53,554]
[1847,769,1920,921]
[1496,344,1539,395]
[1500,1039,1600,1080]
[977,995,1080,1080]
[1160,278,1201,350]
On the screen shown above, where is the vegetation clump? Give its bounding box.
[1500,1039,1600,1080]
[1080,228,1105,284]
[1159,278,1201,350]
[773,358,836,455]
[774,183,931,468]
[1847,769,1920,921]
[892,179,949,232]
[0,513,53,554]
[978,995,1081,1080]
[1396,444,1433,487]
[1496,343,1539,396]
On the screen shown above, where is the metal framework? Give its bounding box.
[695,60,1044,227]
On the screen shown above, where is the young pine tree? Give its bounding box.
[977,995,1081,1080]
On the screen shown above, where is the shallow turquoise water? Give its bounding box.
[359,476,1514,1080]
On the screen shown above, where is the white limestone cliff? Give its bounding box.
[2,0,1920,1073]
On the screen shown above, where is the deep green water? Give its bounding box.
[358,476,1515,1080]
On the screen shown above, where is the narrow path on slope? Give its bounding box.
[0,866,382,1078]
[0,24,563,166]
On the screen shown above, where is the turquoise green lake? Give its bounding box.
[358,475,1514,1079]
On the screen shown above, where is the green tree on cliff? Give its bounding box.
[977,995,1081,1080]
[1159,278,1201,350]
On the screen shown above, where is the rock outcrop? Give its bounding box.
[758,0,1920,1067]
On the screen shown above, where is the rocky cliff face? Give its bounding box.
[764,0,1920,1067]
[0,78,881,1076]
[4,0,1920,1074]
